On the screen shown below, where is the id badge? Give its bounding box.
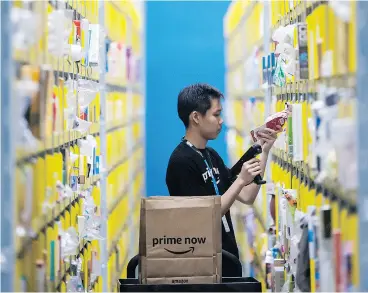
[222,216,230,232]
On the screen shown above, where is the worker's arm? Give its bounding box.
[167,154,262,216]
[236,127,280,205]
[220,158,261,216]
[236,151,268,205]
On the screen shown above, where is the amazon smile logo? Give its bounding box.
[164,247,195,255]
[152,236,207,254]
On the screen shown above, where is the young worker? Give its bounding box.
[165,83,280,277]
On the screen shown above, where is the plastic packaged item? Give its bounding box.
[67,260,84,292]
[272,25,295,46]
[59,226,79,259]
[88,24,100,67]
[55,181,74,200]
[69,151,79,165]
[272,259,286,292]
[330,118,357,190]
[70,44,85,62]
[250,106,292,143]
[80,195,103,241]
[47,9,73,57]
[73,117,92,133]
[273,55,286,87]
[292,104,304,161]
[78,136,96,157]
[78,79,99,91]
[329,1,351,22]
[265,250,273,289]
[80,215,102,241]
[295,217,311,292]
[11,7,42,50]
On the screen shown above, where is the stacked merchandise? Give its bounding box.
[224,1,359,292]
[2,0,145,292]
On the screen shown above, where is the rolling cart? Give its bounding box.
[118,250,262,292]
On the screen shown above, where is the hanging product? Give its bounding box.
[273,55,286,87]
[73,117,92,133]
[67,259,84,292]
[47,9,74,57]
[297,24,309,80]
[59,225,79,260]
[295,216,311,292]
[80,195,103,241]
[11,7,42,50]
[265,250,274,290]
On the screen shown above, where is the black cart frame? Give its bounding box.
[118,250,262,292]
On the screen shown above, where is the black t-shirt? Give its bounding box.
[165,141,240,262]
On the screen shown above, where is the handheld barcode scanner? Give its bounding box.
[230,144,266,185]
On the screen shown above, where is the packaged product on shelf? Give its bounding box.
[307,206,320,292]
[292,103,304,161]
[73,116,92,133]
[265,250,274,290]
[47,9,73,57]
[330,118,357,191]
[272,258,286,292]
[58,224,79,260]
[80,195,103,241]
[297,24,309,80]
[67,259,84,292]
[273,55,286,87]
[88,24,100,67]
[318,206,335,291]
[295,216,310,292]
[11,6,42,50]
[250,104,292,143]
[272,25,295,46]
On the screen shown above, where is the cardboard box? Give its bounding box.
[139,196,222,284]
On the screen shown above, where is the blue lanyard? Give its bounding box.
[202,159,220,196]
[183,139,220,196]
[182,138,231,233]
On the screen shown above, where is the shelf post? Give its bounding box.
[357,1,368,291]
[98,0,108,291]
[1,1,15,291]
[263,0,273,244]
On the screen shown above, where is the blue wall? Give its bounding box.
[145,1,229,196]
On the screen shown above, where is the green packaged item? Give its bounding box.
[273,55,286,87]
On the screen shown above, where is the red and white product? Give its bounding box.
[250,106,292,142]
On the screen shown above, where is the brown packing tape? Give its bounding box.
[143,256,219,278]
[217,252,222,278]
[144,275,218,285]
[214,197,222,254]
[145,196,219,210]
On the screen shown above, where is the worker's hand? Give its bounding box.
[239,158,262,186]
[257,126,282,154]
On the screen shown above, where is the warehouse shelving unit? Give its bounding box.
[224,0,366,291]
[0,1,145,292]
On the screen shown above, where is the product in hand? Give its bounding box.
[250,105,292,143]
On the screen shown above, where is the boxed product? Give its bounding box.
[139,196,222,284]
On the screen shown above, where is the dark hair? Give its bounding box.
[177,83,223,128]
